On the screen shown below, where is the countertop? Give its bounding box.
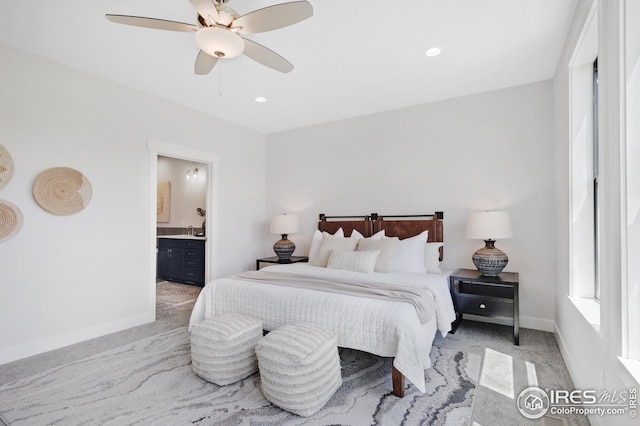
[157,235,206,241]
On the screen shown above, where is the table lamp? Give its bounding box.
[271,214,299,260]
[466,211,513,276]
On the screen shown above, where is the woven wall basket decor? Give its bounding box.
[32,167,92,215]
[0,144,15,190]
[0,199,23,241]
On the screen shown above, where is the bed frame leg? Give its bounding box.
[392,364,405,397]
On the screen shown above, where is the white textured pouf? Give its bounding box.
[190,314,263,385]
[256,323,342,417]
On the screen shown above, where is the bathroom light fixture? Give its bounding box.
[185,167,199,180]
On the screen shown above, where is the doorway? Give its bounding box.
[148,139,219,321]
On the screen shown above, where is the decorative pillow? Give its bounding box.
[425,242,444,273]
[311,232,357,267]
[327,249,380,273]
[309,228,344,264]
[389,230,429,274]
[371,229,385,239]
[350,229,364,240]
[350,229,385,240]
[356,237,398,272]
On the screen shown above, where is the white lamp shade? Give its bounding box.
[466,211,513,240]
[271,214,299,235]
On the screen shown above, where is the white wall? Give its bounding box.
[265,80,556,331]
[157,156,207,230]
[0,43,266,364]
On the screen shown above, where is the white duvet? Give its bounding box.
[189,263,456,393]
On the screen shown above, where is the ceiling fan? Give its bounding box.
[106,0,313,74]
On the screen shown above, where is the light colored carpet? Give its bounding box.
[0,284,589,426]
[0,327,477,425]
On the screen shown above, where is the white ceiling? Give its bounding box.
[0,0,578,134]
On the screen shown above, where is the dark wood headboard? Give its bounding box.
[318,214,373,237]
[318,212,444,260]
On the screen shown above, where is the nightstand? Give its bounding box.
[449,268,520,345]
[256,256,309,270]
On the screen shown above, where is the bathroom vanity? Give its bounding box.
[157,235,205,286]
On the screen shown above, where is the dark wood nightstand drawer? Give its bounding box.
[455,293,513,317]
[458,282,514,298]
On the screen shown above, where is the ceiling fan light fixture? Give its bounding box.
[195,26,244,58]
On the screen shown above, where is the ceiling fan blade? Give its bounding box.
[106,15,198,32]
[242,38,293,73]
[194,50,219,75]
[188,0,220,24]
[232,1,313,35]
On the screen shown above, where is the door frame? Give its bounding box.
[148,139,220,318]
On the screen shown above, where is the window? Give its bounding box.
[593,58,600,301]
[569,48,598,301]
[568,5,599,327]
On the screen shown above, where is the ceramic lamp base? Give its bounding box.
[273,234,295,260]
[472,240,508,277]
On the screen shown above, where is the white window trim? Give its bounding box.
[568,4,600,324]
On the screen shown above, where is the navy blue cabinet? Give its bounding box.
[157,238,205,285]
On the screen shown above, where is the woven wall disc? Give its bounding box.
[0,199,23,241]
[0,144,15,190]
[32,167,92,215]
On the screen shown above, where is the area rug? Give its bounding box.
[0,327,478,425]
[156,281,202,307]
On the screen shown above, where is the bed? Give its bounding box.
[189,213,456,397]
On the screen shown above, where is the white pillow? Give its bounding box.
[371,229,385,239]
[350,229,364,239]
[389,230,429,274]
[350,229,384,240]
[311,232,358,267]
[356,237,398,272]
[309,227,344,264]
[425,242,444,273]
[327,249,380,273]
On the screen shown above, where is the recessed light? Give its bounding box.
[255,97,267,103]
[425,47,442,57]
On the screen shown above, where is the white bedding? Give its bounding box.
[189,263,456,393]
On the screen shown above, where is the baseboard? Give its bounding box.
[0,310,155,366]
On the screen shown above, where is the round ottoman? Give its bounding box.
[190,313,263,385]
[255,323,342,417]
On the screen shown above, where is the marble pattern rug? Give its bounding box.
[0,327,478,425]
